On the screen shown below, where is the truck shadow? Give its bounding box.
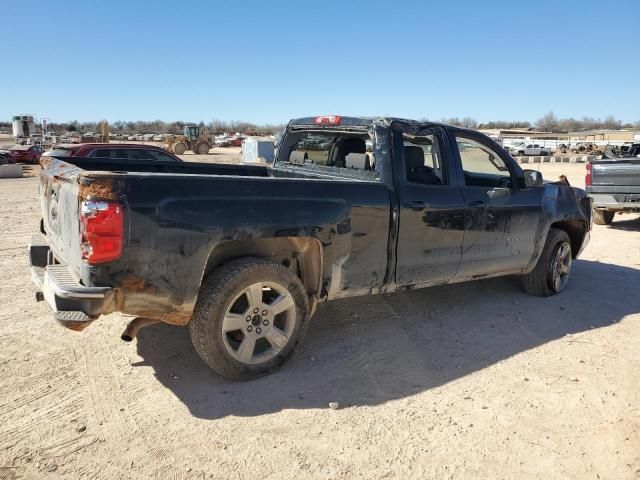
[134,259,640,419]
[608,214,640,231]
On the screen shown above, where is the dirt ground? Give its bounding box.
[0,162,638,479]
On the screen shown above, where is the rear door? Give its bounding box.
[393,124,465,285]
[451,130,543,277]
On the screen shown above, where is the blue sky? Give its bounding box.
[2,0,638,124]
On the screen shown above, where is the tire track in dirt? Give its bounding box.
[81,335,181,477]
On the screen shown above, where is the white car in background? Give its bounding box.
[510,142,551,156]
[215,136,231,147]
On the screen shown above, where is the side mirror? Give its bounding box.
[523,169,543,187]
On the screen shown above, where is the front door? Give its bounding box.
[394,126,466,285]
[452,132,543,277]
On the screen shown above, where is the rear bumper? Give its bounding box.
[28,234,113,331]
[589,193,640,212]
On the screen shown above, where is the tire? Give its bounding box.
[195,142,210,154]
[592,209,614,225]
[521,228,572,297]
[189,257,309,380]
[518,151,525,157]
[172,142,187,155]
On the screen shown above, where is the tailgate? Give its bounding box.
[591,160,640,193]
[39,164,84,278]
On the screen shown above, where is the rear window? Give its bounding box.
[279,130,378,180]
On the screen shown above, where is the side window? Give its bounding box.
[146,150,180,162]
[127,149,151,160]
[89,149,111,158]
[403,133,445,186]
[456,136,511,188]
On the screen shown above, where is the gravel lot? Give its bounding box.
[0,162,638,479]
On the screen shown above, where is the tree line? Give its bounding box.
[1,113,638,135]
[439,112,640,132]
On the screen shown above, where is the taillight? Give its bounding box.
[585,163,592,187]
[80,200,123,264]
[313,115,342,126]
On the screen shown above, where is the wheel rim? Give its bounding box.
[221,282,296,365]
[550,242,572,292]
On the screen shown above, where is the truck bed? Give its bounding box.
[56,157,379,183]
[37,156,391,326]
[57,157,271,177]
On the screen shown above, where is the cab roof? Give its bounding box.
[53,143,167,150]
[289,115,443,130]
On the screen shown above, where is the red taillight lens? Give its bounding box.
[313,115,342,126]
[80,200,123,264]
[585,163,592,187]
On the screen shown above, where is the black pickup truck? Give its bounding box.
[29,116,591,379]
[587,144,640,224]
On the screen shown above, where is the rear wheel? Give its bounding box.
[172,142,187,155]
[189,258,309,380]
[592,209,614,225]
[521,228,572,297]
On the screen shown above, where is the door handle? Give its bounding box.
[469,200,487,208]
[403,200,428,211]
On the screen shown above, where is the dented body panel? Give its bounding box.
[30,117,590,331]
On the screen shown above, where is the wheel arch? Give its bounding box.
[200,237,324,302]
[549,219,587,258]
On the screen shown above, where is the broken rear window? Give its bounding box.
[279,130,378,180]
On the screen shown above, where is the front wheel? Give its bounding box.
[189,258,309,380]
[195,142,209,154]
[592,209,614,225]
[521,228,572,297]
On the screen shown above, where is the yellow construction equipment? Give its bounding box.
[164,125,212,155]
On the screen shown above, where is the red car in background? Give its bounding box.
[41,143,183,162]
[229,136,245,147]
[1,145,45,164]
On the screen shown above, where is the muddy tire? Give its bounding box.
[592,209,614,225]
[521,228,572,297]
[172,142,187,155]
[189,258,309,380]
